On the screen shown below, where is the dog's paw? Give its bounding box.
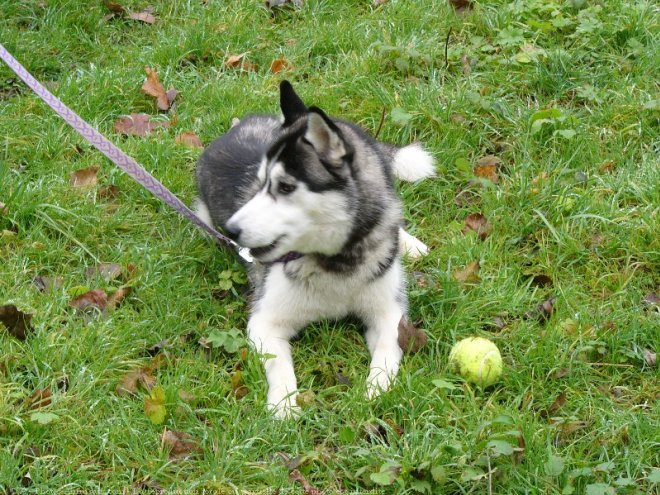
[366,369,394,400]
[399,228,429,259]
[267,389,300,419]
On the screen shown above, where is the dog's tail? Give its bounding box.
[391,143,436,182]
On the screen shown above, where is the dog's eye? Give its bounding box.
[278,182,296,195]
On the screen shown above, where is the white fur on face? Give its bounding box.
[227,163,352,259]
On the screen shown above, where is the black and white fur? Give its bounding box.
[196,82,434,417]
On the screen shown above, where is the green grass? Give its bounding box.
[1,0,659,493]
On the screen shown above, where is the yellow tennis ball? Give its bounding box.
[448,337,502,388]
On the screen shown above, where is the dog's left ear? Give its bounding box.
[280,80,307,127]
[305,107,353,165]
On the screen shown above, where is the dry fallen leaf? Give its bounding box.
[116,367,156,396]
[289,469,322,495]
[474,155,500,183]
[0,201,8,215]
[161,429,201,460]
[448,0,473,12]
[539,390,566,419]
[85,263,123,281]
[230,369,248,400]
[453,261,481,284]
[0,304,34,340]
[643,292,659,307]
[107,287,131,311]
[266,0,304,9]
[114,113,170,136]
[99,184,120,199]
[525,296,556,323]
[462,213,492,240]
[142,67,170,111]
[70,289,108,313]
[70,166,99,188]
[129,10,156,24]
[397,317,428,354]
[270,56,294,74]
[33,276,63,293]
[175,132,204,149]
[27,388,52,410]
[643,349,656,368]
[225,53,258,72]
[528,274,553,288]
[103,0,126,13]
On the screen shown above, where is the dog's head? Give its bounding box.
[225,81,357,263]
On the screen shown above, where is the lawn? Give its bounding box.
[1,0,659,493]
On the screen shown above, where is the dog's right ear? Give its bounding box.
[280,80,307,127]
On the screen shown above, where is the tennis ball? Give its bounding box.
[448,337,502,388]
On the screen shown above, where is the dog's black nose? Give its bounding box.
[224,221,242,241]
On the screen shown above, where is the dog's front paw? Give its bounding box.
[399,228,429,259]
[267,389,300,419]
[366,369,394,400]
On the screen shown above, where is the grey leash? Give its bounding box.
[0,43,252,263]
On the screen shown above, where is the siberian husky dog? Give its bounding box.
[196,81,435,417]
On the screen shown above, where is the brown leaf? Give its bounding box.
[230,369,248,400]
[461,54,472,76]
[373,0,388,5]
[643,349,656,368]
[116,368,156,396]
[528,274,553,288]
[128,10,156,24]
[397,317,428,354]
[70,166,99,188]
[474,155,500,183]
[598,160,616,174]
[147,339,172,357]
[643,292,659,307]
[412,271,435,289]
[70,289,108,313]
[161,429,201,460]
[448,0,473,12]
[0,201,8,215]
[289,470,322,495]
[453,261,481,284]
[266,0,303,9]
[33,276,63,293]
[85,263,123,281]
[525,296,556,323]
[539,390,566,419]
[270,56,294,74]
[103,0,126,13]
[175,132,204,149]
[99,184,120,199]
[462,213,492,240]
[113,113,170,136]
[107,287,131,310]
[165,87,178,106]
[141,67,170,111]
[514,430,526,464]
[225,53,258,72]
[27,388,52,410]
[0,305,34,340]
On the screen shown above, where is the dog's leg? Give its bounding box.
[399,227,429,258]
[248,316,299,418]
[363,309,404,399]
